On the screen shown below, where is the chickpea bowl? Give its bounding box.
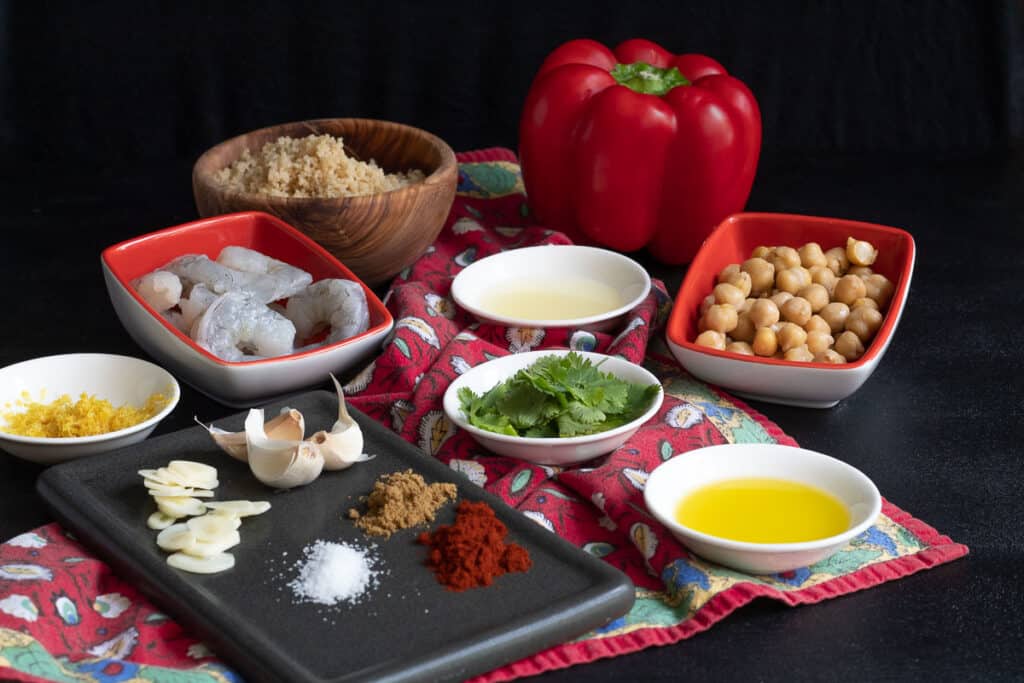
[665,213,915,408]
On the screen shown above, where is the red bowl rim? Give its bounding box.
[101,211,394,367]
[666,211,916,371]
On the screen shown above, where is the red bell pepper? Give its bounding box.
[519,38,761,264]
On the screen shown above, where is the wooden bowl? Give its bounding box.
[192,118,458,286]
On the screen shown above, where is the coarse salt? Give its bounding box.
[289,540,378,606]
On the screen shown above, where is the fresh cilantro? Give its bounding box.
[458,352,661,439]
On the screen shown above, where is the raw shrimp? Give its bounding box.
[133,270,182,312]
[178,283,219,331]
[285,279,370,345]
[164,254,286,304]
[191,291,296,362]
[216,246,312,300]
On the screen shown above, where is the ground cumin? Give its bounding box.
[418,500,532,591]
[348,470,457,538]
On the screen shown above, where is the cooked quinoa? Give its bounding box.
[0,391,169,438]
[214,134,426,198]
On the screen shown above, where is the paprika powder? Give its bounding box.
[519,38,762,264]
[418,500,532,590]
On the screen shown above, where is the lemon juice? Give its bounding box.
[675,477,850,544]
[480,277,623,320]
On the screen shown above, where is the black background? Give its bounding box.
[1,2,1023,682]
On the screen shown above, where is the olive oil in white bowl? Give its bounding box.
[450,245,651,332]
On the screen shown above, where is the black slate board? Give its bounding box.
[36,390,634,683]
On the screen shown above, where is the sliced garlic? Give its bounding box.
[168,460,218,484]
[312,374,372,471]
[139,467,217,490]
[244,408,324,489]
[203,500,272,517]
[167,551,235,574]
[187,530,241,558]
[145,484,215,498]
[198,408,305,462]
[188,513,241,539]
[146,511,178,530]
[157,524,197,552]
[155,496,207,518]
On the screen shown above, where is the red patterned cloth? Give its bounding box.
[0,148,967,683]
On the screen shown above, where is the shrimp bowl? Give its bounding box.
[101,211,394,407]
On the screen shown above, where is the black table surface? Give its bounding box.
[1,153,1021,681]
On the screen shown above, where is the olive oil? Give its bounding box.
[675,477,850,544]
[480,278,623,320]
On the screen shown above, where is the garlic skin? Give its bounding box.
[244,408,324,489]
[198,408,305,462]
[314,374,371,470]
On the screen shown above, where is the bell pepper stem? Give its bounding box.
[610,62,689,96]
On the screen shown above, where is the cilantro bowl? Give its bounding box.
[442,350,664,466]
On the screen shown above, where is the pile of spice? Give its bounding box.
[1,390,169,438]
[288,540,379,606]
[349,469,457,538]
[418,500,532,591]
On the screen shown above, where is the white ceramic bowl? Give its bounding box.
[0,353,181,465]
[644,443,882,574]
[443,350,663,466]
[665,213,916,408]
[101,211,394,407]
[450,245,651,332]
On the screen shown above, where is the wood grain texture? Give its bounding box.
[192,118,457,286]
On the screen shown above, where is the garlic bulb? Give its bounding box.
[313,374,372,471]
[244,408,324,489]
[197,409,305,462]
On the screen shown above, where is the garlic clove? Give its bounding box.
[167,551,235,574]
[244,408,324,489]
[315,374,371,471]
[198,409,305,462]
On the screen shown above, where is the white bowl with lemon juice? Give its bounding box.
[450,245,651,331]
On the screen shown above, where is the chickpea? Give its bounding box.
[798,242,828,268]
[814,349,847,364]
[848,265,874,278]
[776,267,809,294]
[748,298,780,328]
[809,264,837,293]
[797,283,830,313]
[695,330,727,350]
[784,344,815,362]
[770,246,801,272]
[752,327,779,357]
[769,290,794,308]
[806,330,835,355]
[730,311,756,343]
[780,296,812,326]
[741,257,775,296]
[864,273,894,309]
[834,330,865,361]
[804,314,831,335]
[851,297,879,311]
[846,236,878,266]
[722,270,752,298]
[726,341,754,356]
[777,322,808,352]
[739,297,758,314]
[751,245,773,259]
[845,306,883,343]
[819,301,851,334]
[717,263,741,283]
[699,293,716,316]
[824,246,849,275]
[713,282,746,308]
[834,274,867,306]
[704,304,739,333]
